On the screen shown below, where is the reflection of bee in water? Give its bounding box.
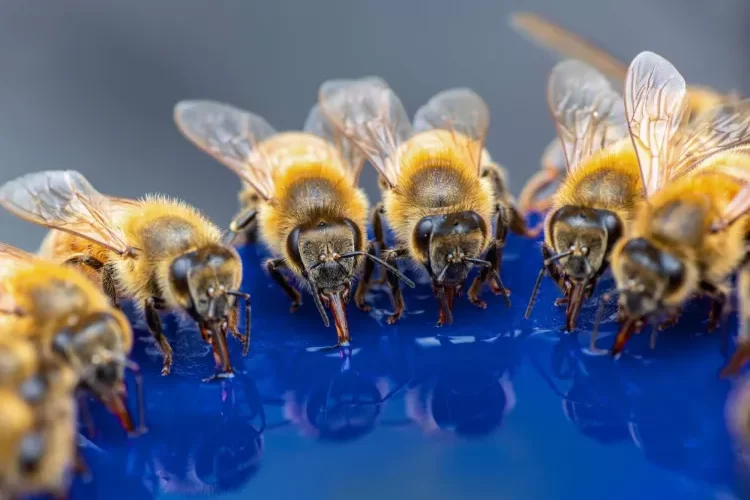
[0,171,250,379]
[174,99,413,347]
[144,376,266,496]
[527,334,632,444]
[510,12,741,215]
[0,243,142,432]
[0,366,78,499]
[606,52,750,361]
[524,58,642,331]
[283,364,391,442]
[321,78,534,326]
[405,336,518,438]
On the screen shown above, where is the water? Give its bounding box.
[70,234,750,500]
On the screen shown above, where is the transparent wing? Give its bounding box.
[319,77,413,188]
[547,59,628,172]
[0,243,35,279]
[670,99,750,179]
[625,51,689,197]
[413,88,490,174]
[713,183,750,231]
[510,12,628,83]
[0,171,131,255]
[174,100,278,200]
[303,103,366,185]
[0,244,37,315]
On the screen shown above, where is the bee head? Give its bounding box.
[170,244,242,323]
[548,206,622,283]
[288,218,363,292]
[412,211,487,285]
[50,309,138,432]
[612,237,687,319]
[51,311,128,389]
[287,218,364,346]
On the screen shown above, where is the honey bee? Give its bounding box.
[0,172,250,379]
[607,52,750,364]
[0,367,78,499]
[173,98,413,347]
[522,57,642,331]
[510,12,740,215]
[0,243,143,434]
[320,78,534,325]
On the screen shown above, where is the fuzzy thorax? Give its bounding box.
[545,140,643,250]
[383,135,494,259]
[258,161,369,274]
[112,195,228,310]
[628,163,750,291]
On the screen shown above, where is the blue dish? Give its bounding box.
[69,233,750,500]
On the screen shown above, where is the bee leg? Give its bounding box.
[227,293,251,355]
[145,297,173,376]
[102,264,119,308]
[266,258,302,312]
[542,244,567,292]
[370,203,390,285]
[225,207,258,246]
[354,242,377,312]
[468,245,494,309]
[244,218,259,244]
[708,293,726,332]
[63,255,120,307]
[384,246,408,324]
[488,205,510,297]
[657,312,680,331]
[77,390,97,438]
[75,449,92,482]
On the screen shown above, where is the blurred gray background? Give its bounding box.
[1,0,748,251]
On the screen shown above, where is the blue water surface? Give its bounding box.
[70,234,750,500]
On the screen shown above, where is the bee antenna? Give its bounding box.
[463,257,490,267]
[338,251,415,288]
[524,266,546,319]
[308,261,326,271]
[524,250,574,320]
[436,264,450,284]
[488,269,511,308]
[545,250,573,265]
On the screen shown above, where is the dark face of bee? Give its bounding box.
[412,211,487,285]
[51,311,125,391]
[287,219,362,292]
[617,237,685,318]
[169,244,241,322]
[550,206,622,283]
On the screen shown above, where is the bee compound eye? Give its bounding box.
[95,361,120,386]
[19,433,44,474]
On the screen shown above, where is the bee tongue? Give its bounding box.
[104,392,135,433]
[324,290,350,346]
[611,317,638,357]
